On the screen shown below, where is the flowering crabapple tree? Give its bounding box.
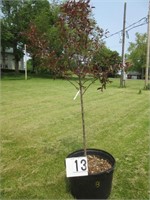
[57,0,116,156]
[25,0,120,156]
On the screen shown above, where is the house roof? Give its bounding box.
[0,48,13,54]
[127,71,141,75]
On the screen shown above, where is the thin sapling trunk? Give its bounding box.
[79,75,87,156]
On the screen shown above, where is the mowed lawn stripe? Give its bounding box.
[1,77,149,199]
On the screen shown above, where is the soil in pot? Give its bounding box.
[87,155,112,175]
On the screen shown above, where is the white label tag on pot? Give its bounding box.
[65,156,88,177]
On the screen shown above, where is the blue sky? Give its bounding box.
[90,0,149,55]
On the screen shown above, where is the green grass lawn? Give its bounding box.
[1,76,149,199]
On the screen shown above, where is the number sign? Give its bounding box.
[65,156,88,177]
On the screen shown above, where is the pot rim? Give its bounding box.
[66,148,116,176]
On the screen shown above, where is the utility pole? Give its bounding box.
[145,1,150,89]
[24,44,27,80]
[120,2,127,88]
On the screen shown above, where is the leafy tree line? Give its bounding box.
[1,0,122,75]
[1,0,147,76]
[126,33,147,77]
[1,0,60,73]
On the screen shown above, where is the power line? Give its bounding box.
[126,22,147,32]
[126,17,147,30]
[102,17,148,40]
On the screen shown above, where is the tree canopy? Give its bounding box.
[126,33,147,74]
[1,0,123,76]
[1,0,34,72]
[1,0,58,73]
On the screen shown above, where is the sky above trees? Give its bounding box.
[89,0,149,55]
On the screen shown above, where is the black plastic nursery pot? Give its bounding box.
[66,149,116,199]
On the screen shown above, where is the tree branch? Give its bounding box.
[82,77,98,95]
[64,75,79,90]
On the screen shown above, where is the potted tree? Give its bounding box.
[25,0,121,199]
[56,1,119,199]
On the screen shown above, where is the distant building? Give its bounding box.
[0,48,24,70]
[127,71,142,79]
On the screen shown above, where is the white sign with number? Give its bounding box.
[65,156,88,177]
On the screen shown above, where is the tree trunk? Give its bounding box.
[15,58,19,74]
[2,47,6,68]
[13,45,19,74]
[79,75,87,156]
[32,55,36,73]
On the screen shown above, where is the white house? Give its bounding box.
[127,71,142,79]
[0,48,24,70]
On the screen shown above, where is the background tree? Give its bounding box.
[93,46,121,77]
[21,1,61,73]
[1,0,32,73]
[126,33,147,78]
[1,19,13,67]
[1,0,54,73]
